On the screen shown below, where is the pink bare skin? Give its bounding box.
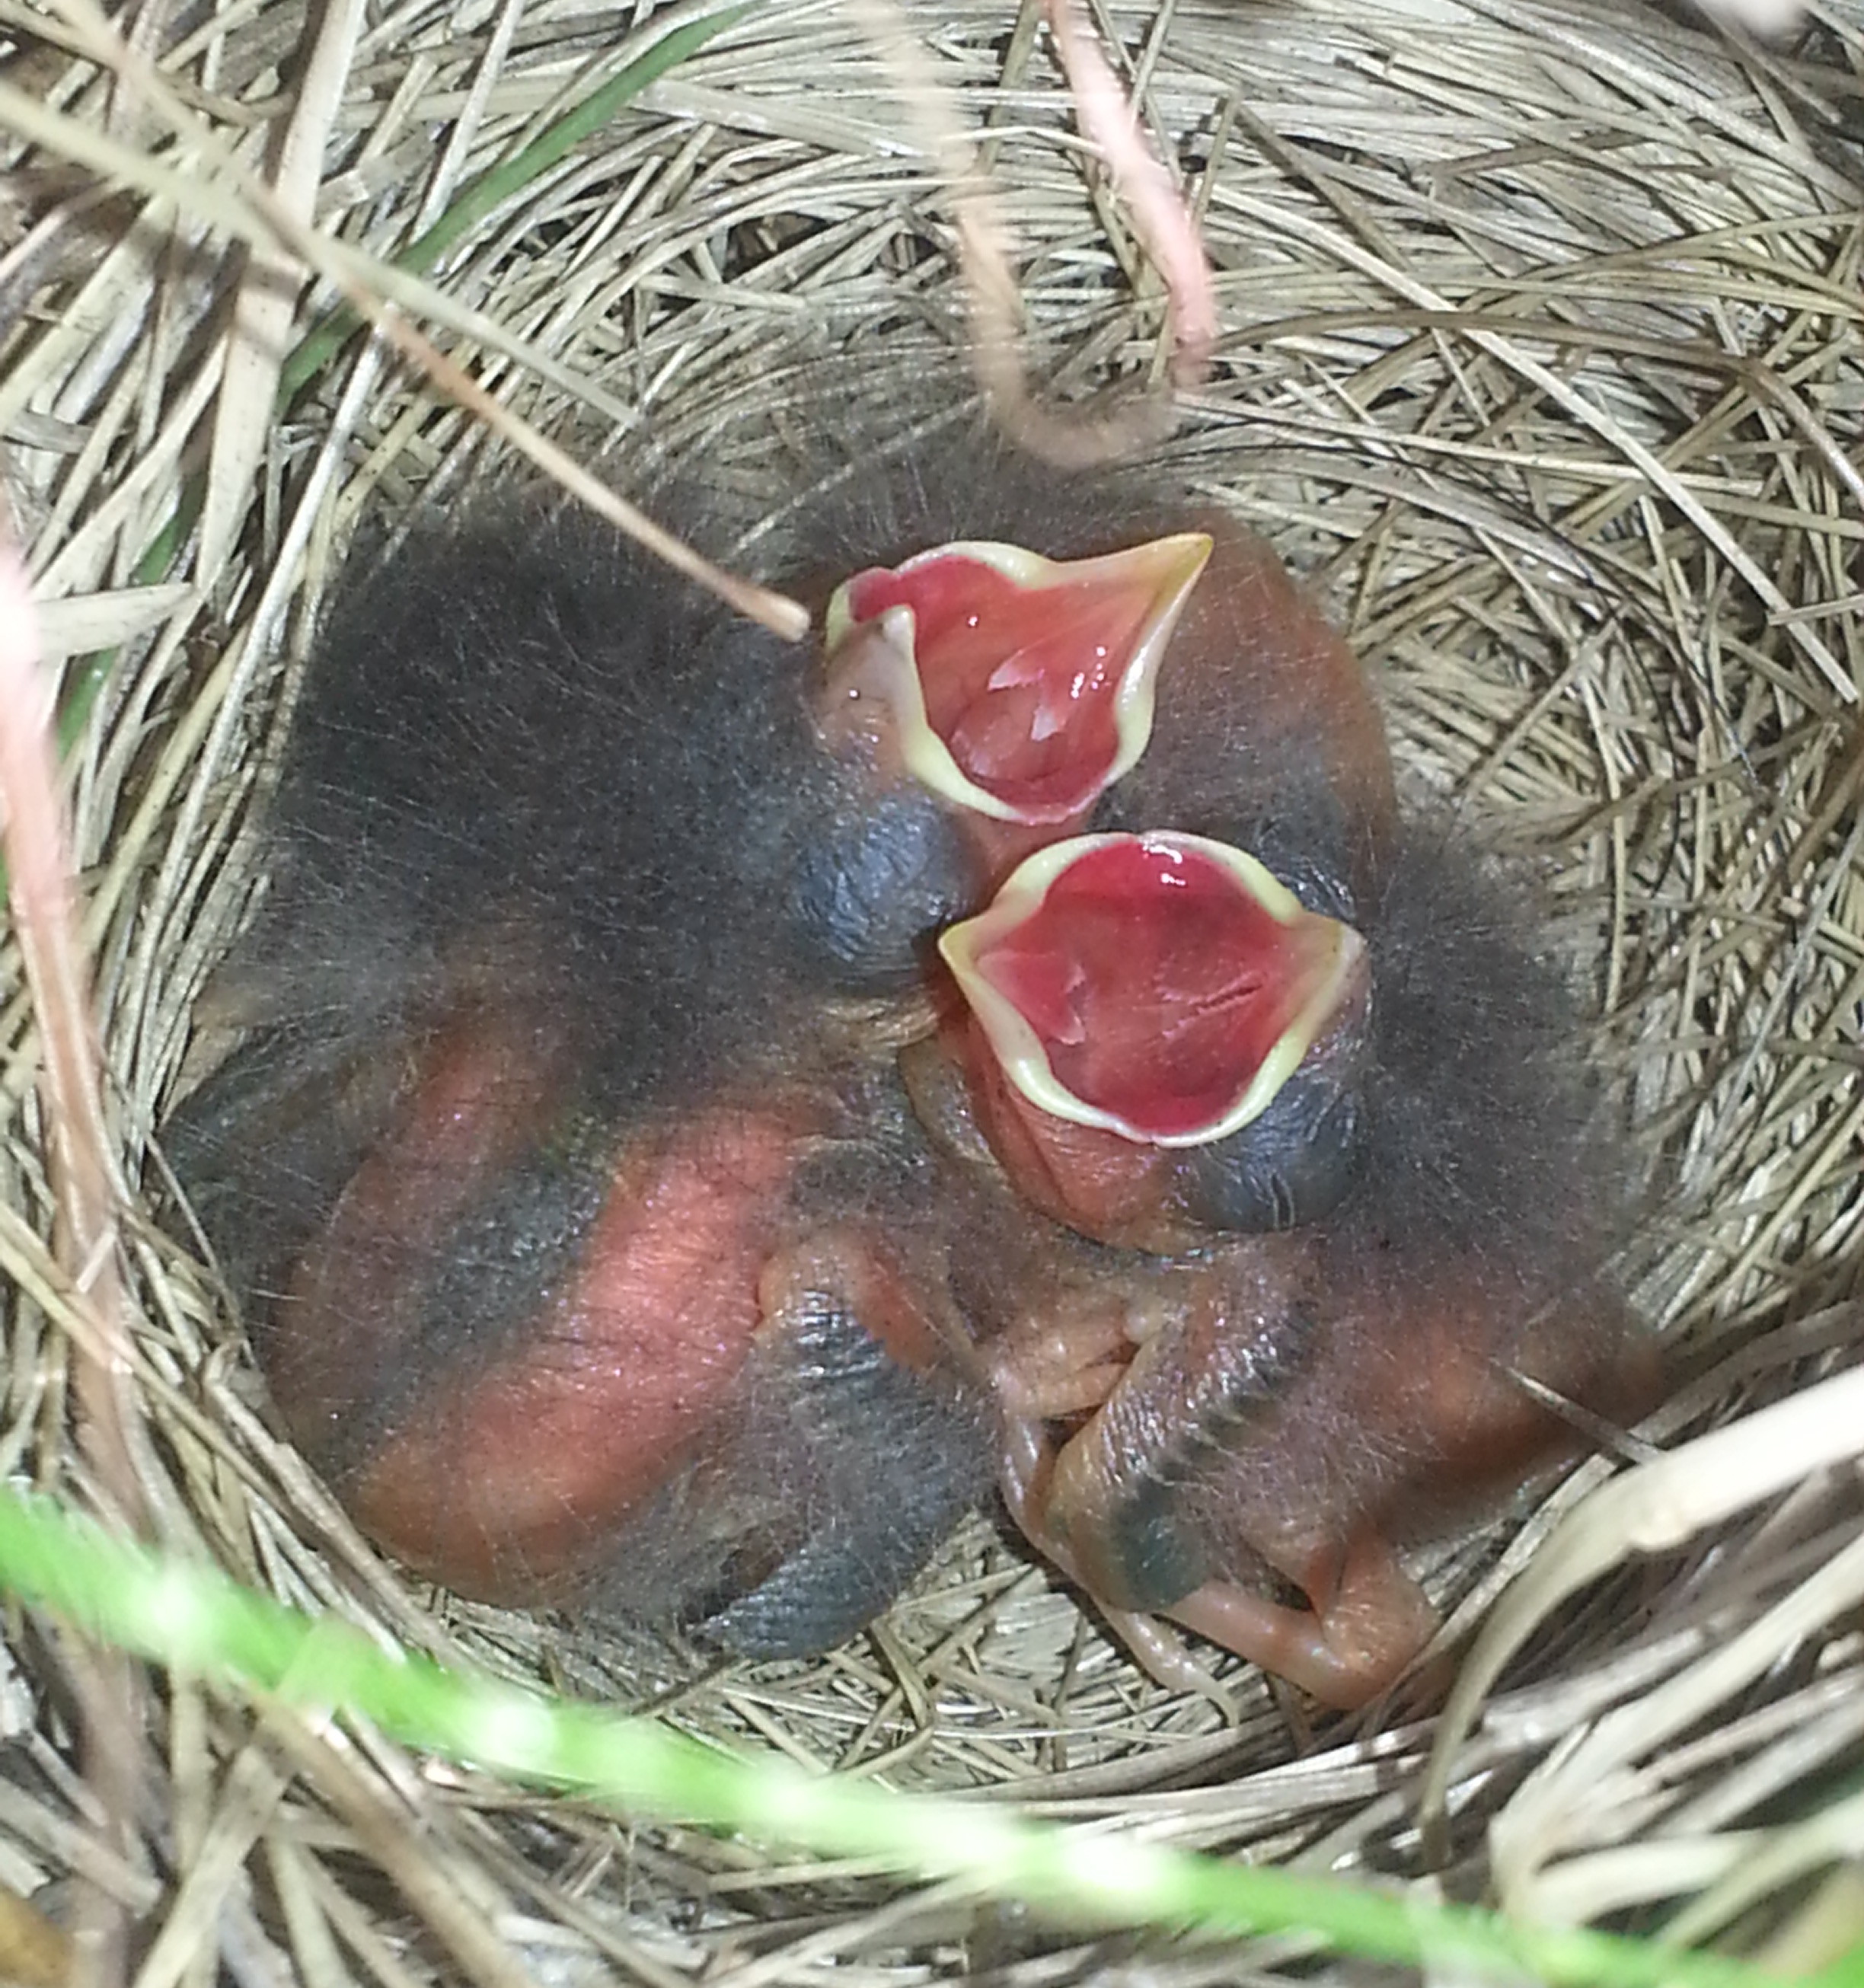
[263,990,981,1626]
[983,1233,1655,1709]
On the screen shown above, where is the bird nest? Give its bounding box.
[3,0,1862,1981]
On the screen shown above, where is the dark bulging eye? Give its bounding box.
[1184,1072,1365,1233]
[787,792,975,992]
[1240,815,1361,926]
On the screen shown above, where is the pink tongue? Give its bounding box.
[846,557,1151,815]
[976,840,1310,1140]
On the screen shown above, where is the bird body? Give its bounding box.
[170,430,1654,1699]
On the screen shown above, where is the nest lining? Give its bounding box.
[2,0,1863,1980]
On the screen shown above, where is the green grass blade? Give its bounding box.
[49,8,739,745]
[278,5,748,404]
[0,1486,1798,1988]
[55,476,204,757]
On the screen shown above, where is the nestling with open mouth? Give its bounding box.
[168,426,1656,1706]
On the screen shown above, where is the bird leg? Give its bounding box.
[987,1297,1237,1704]
[987,1256,1440,1709]
[1163,1534,1439,1711]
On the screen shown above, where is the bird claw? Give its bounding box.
[981,1249,1448,1712]
[1165,1547,1440,1712]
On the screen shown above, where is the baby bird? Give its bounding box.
[171,431,1654,1698]
[922,820,1654,1705]
[169,500,999,1658]
[853,481,1655,1704]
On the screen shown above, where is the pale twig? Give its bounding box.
[847,0,1183,466]
[1042,0,1214,382]
[1687,0,1805,27]
[1421,1364,1864,1846]
[21,0,809,641]
[196,0,369,581]
[0,528,144,1985]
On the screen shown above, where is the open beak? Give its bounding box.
[822,533,1211,825]
[940,832,1366,1146]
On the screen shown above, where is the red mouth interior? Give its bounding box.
[973,839,1318,1140]
[845,555,1155,817]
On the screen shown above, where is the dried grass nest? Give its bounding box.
[2,0,1863,1981]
